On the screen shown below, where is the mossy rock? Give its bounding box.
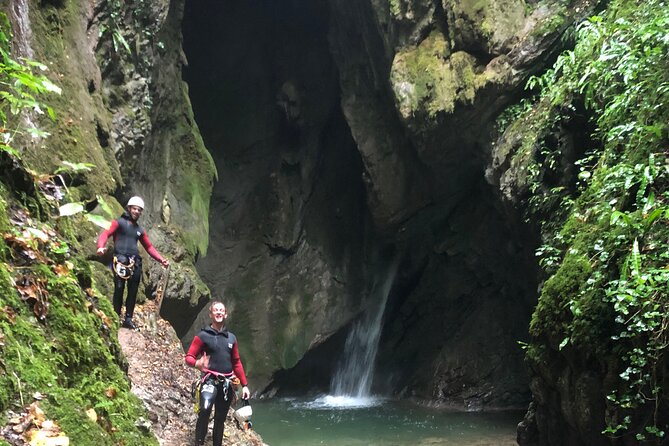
[529,253,591,342]
[0,185,156,444]
[390,31,494,120]
[444,0,527,53]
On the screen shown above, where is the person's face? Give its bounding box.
[210,304,227,325]
[128,205,143,221]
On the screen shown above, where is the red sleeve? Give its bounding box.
[185,336,204,367]
[139,232,165,263]
[231,342,248,386]
[97,220,119,249]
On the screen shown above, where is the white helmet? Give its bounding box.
[127,196,145,209]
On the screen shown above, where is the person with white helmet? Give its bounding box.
[96,196,169,330]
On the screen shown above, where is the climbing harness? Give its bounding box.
[113,254,136,280]
[192,369,236,414]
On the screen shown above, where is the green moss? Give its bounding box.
[458,0,491,25]
[0,184,7,217]
[23,0,120,194]
[0,194,155,444]
[389,0,401,16]
[276,292,314,369]
[529,254,591,338]
[45,366,156,446]
[518,0,669,436]
[530,4,568,37]
[169,89,216,258]
[390,31,491,118]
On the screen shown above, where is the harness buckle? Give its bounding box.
[113,255,136,280]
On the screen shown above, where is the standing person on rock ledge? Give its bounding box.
[96,196,169,330]
[186,301,251,446]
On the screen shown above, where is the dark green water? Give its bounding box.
[250,397,521,446]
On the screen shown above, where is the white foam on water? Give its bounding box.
[300,395,385,410]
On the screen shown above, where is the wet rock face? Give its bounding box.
[92,0,216,323]
[179,0,591,409]
[182,0,368,386]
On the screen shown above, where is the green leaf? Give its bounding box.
[113,30,131,54]
[96,195,115,218]
[55,161,96,174]
[630,239,641,278]
[85,214,111,229]
[58,202,84,217]
[26,127,50,138]
[40,79,61,95]
[0,143,20,159]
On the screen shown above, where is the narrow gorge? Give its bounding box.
[0,0,667,444]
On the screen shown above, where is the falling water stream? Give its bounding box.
[316,255,400,409]
[253,256,520,444]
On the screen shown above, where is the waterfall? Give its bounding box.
[329,256,399,399]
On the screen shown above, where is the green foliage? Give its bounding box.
[97,0,131,56]
[0,14,155,442]
[98,0,160,60]
[54,160,95,174]
[522,0,669,439]
[494,97,535,134]
[58,194,114,229]
[0,228,156,444]
[0,14,61,156]
[530,254,591,340]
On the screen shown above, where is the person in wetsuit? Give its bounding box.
[185,301,250,446]
[96,196,169,330]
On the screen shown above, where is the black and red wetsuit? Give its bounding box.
[97,212,165,318]
[186,326,248,446]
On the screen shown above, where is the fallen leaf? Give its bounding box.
[1,306,17,323]
[25,228,50,244]
[85,408,97,422]
[16,277,39,301]
[52,264,69,276]
[28,402,46,425]
[93,309,112,328]
[28,429,70,446]
[104,388,117,399]
[34,299,49,321]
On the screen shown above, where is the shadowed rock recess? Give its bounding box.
[181,0,596,411]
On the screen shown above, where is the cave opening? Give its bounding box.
[181,0,537,408]
[181,0,373,390]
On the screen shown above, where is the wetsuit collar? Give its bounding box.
[206,325,229,336]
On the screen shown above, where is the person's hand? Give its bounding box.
[161,258,170,268]
[241,385,250,400]
[96,247,106,255]
[195,353,209,371]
